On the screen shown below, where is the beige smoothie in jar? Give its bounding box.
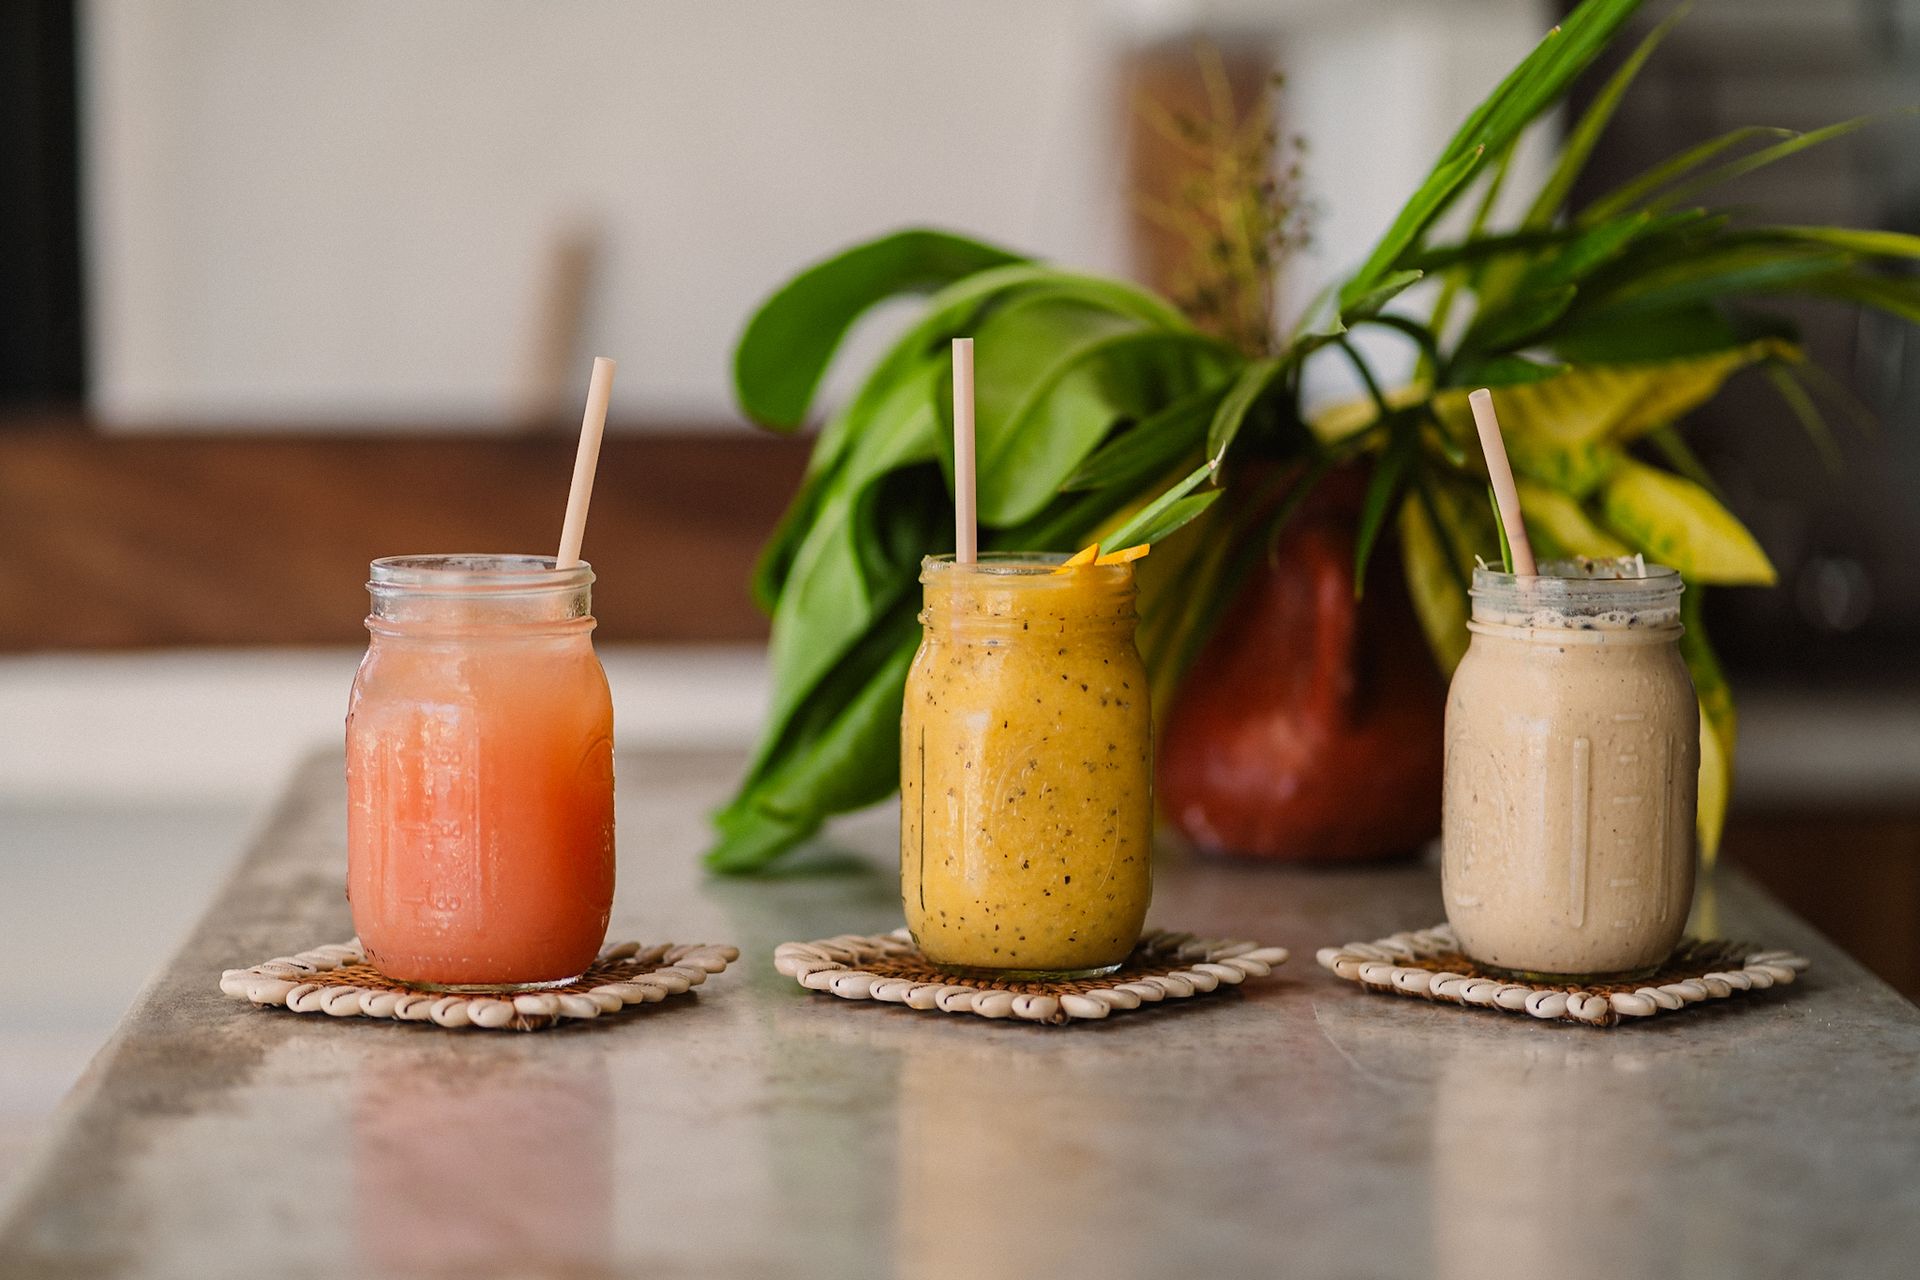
[900,553,1152,977]
[1442,558,1698,979]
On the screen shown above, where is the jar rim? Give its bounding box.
[1470,556,1681,630]
[1471,556,1681,593]
[369,554,593,595]
[921,551,1133,581]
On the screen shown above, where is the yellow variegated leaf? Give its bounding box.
[1599,459,1776,584]
[1681,589,1736,861]
[1515,480,1633,560]
[1431,340,1794,495]
[1399,495,1470,674]
[1621,340,1797,438]
[1696,701,1730,862]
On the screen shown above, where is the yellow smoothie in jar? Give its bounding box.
[900,553,1153,977]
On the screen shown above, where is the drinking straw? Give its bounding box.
[556,356,616,569]
[952,338,977,564]
[1467,387,1536,577]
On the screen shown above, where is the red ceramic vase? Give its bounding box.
[1157,464,1445,861]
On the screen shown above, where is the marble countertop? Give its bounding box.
[3,748,1917,1280]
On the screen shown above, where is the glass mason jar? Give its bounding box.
[346,555,615,990]
[900,552,1153,978]
[1442,559,1698,980]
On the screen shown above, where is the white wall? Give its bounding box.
[80,0,1548,429]
[82,0,1135,427]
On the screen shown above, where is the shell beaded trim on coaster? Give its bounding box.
[774,928,1288,1025]
[1316,924,1808,1028]
[219,939,739,1032]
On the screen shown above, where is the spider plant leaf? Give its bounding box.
[1645,424,1726,499]
[1581,126,1794,223]
[1485,210,1724,330]
[1524,2,1689,228]
[1489,485,1514,574]
[1552,210,1733,286]
[734,229,1027,431]
[1792,358,1881,437]
[1749,226,1920,260]
[1399,482,1473,673]
[1133,499,1235,701]
[1644,114,1886,212]
[1445,354,1568,387]
[1514,479,1633,559]
[1308,384,1429,446]
[1680,587,1735,860]
[1408,228,1577,273]
[1762,361,1844,473]
[1341,269,1425,323]
[1353,423,1419,594]
[1477,209,1699,320]
[1598,458,1776,585]
[1341,147,1484,310]
[1523,210,1699,291]
[1456,283,1578,354]
[1574,245,1850,317]
[1100,460,1218,552]
[1288,282,1346,343]
[1352,313,1445,373]
[1207,353,1291,467]
[1342,0,1647,308]
[1546,304,1748,363]
[1431,0,1646,176]
[1799,271,1920,326]
[1066,382,1230,492]
[1105,490,1223,555]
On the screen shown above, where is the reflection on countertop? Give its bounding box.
[3,749,1916,1279]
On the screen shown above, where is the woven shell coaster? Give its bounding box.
[1317,923,1808,1028]
[774,928,1288,1025]
[220,939,739,1032]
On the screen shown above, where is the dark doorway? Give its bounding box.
[0,0,85,410]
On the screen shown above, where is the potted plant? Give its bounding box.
[706,0,1919,872]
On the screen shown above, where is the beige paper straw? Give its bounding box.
[952,339,977,564]
[556,356,616,569]
[1468,387,1536,577]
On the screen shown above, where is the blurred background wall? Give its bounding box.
[75,0,1544,428]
